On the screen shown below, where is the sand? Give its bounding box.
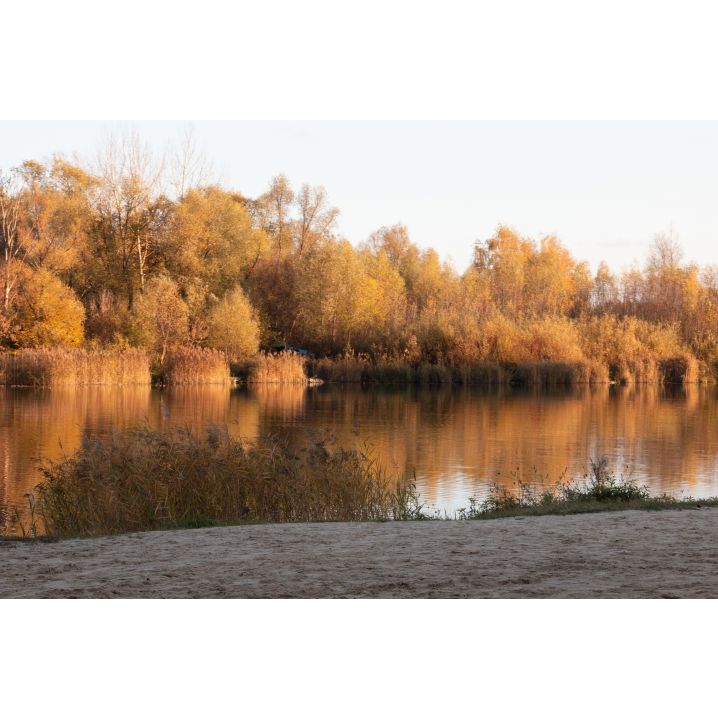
[1,508,717,598]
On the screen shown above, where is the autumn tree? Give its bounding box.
[592,261,617,309]
[293,239,373,353]
[523,235,585,316]
[16,157,93,278]
[642,228,689,324]
[404,248,456,312]
[167,124,219,201]
[164,186,270,296]
[366,223,414,266]
[15,268,85,346]
[85,289,128,346]
[295,183,340,257]
[90,128,165,306]
[206,284,260,360]
[618,261,644,317]
[473,225,533,318]
[254,174,295,258]
[0,169,22,311]
[132,275,188,362]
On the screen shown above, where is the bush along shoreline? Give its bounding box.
[8,425,718,538]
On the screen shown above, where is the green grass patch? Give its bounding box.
[460,457,718,520]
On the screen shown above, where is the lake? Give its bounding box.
[2,382,718,532]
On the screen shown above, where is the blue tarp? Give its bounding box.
[274,345,317,359]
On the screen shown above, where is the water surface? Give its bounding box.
[2,383,718,532]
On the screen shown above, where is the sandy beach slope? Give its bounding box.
[1,508,717,598]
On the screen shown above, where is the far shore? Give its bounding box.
[2,508,716,598]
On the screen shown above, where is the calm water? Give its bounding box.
[2,383,718,532]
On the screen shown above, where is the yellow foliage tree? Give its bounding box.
[15,268,85,346]
[206,285,260,361]
[133,275,188,362]
[473,225,533,318]
[167,187,271,296]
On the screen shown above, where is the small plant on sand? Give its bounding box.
[463,456,686,519]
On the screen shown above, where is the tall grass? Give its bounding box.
[0,348,150,386]
[310,352,366,382]
[460,456,718,520]
[160,347,230,385]
[24,422,427,535]
[660,354,698,384]
[237,351,308,383]
[362,359,416,384]
[511,360,608,386]
[579,316,697,384]
[452,363,508,385]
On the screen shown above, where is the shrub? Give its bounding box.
[233,351,307,383]
[452,363,508,385]
[132,276,188,362]
[161,347,230,385]
[363,360,417,384]
[659,354,698,384]
[511,360,600,385]
[15,269,85,347]
[206,285,260,361]
[417,362,453,385]
[466,456,655,518]
[26,423,427,535]
[310,352,365,382]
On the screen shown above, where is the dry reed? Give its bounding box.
[0,348,150,386]
[511,360,608,386]
[243,351,308,383]
[453,363,509,385]
[310,352,366,382]
[26,422,426,535]
[161,348,230,385]
[659,354,698,384]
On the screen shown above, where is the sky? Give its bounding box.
[2,120,717,275]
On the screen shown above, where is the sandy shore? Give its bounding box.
[1,508,717,598]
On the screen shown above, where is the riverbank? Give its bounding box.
[2,507,717,598]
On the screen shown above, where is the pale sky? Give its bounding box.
[2,120,717,274]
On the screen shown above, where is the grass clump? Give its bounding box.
[362,359,416,384]
[0,348,150,386]
[310,352,366,382]
[237,351,308,383]
[463,456,718,519]
[510,360,606,386]
[159,347,230,385]
[17,422,429,537]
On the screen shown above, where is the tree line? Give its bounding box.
[1,127,717,377]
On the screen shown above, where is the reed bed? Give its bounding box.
[309,356,597,385]
[309,354,695,385]
[416,362,454,385]
[659,354,698,384]
[0,348,150,386]
[310,353,366,382]
[510,360,608,386]
[362,360,417,384]
[22,423,426,536]
[452,363,508,385]
[237,351,308,383]
[160,348,230,385]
